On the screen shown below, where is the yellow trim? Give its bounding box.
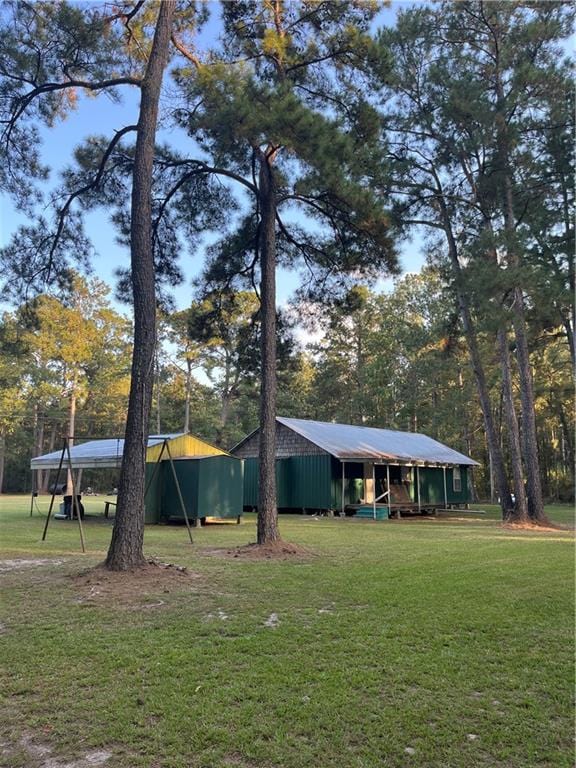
[145,434,227,463]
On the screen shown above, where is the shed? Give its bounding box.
[31,433,243,524]
[155,454,243,524]
[231,417,478,519]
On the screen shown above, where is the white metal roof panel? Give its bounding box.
[277,417,478,466]
[30,434,184,470]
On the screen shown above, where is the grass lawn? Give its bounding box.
[0,495,573,768]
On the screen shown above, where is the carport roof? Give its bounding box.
[30,434,184,470]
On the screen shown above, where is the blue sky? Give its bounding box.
[0,1,425,313]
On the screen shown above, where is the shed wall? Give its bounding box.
[144,461,163,523]
[417,466,470,505]
[161,459,200,520]
[197,455,243,519]
[241,454,471,510]
[161,455,243,520]
[242,454,333,509]
[447,466,469,504]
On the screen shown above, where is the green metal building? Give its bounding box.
[232,417,477,519]
[30,433,243,525]
[145,454,243,524]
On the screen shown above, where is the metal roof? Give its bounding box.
[276,417,478,466]
[30,434,184,470]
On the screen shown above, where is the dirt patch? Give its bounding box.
[70,559,202,606]
[203,540,312,561]
[263,612,280,628]
[502,521,570,533]
[0,559,64,573]
[13,734,112,768]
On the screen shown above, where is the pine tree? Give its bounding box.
[169,0,398,543]
[0,0,179,567]
[375,0,573,523]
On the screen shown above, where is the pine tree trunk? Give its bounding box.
[496,326,528,522]
[0,434,5,493]
[183,359,192,433]
[498,151,546,523]
[494,57,546,525]
[557,402,575,483]
[257,150,280,545]
[105,0,176,570]
[558,155,575,368]
[510,289,546,522]
[155,348,161,433]
[438,197,514,518]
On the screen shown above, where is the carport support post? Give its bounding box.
[144,441,166,503]
[65,438,86,553]
[341,461,345,516]
[416,465,421,513]
[372,463,376,520]
[164,441,194,544]
[386,464,391,518]
[41,440,67,541]
[443,467,448,509]
[29,470,35,517]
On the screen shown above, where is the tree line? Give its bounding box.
[2,269,572,506]
[0,1,573,569]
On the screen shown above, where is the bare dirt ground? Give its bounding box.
[502,521,571,533]
[70,559,203,606]
[0,558,65,573]
[201,540,313,561]
[1,733,112,768]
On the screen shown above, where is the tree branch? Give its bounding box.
[45,124,137,281]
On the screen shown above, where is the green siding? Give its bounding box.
[276,459,293,508]
[144,461,163,523]
[418,467,445,505]
[162,459,200,520]
[243,454,333,510]
[242,456,471,511]
[243,458,259,507]
[446,465,469,504]
[330,460,365,509]
[147,455,243,522]
[197,455,243,519]
[416,466,470,506]
[289,455,333,508]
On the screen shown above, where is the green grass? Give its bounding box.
[0,495,574,768]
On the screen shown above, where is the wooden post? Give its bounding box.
[416,465,421,513]
[29,470,35,517]
[372,463,376,520]
[386,464,391,519]
[65,438,86,553]
[341,461,345,516]
[42,441,67,541]
[443,466,448,509]
[164,441,194,544]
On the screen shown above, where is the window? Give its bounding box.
[453,467,462,493]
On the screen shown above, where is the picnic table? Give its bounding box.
[103,500,117,518]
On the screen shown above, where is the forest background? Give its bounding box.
[0,0,573,507]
